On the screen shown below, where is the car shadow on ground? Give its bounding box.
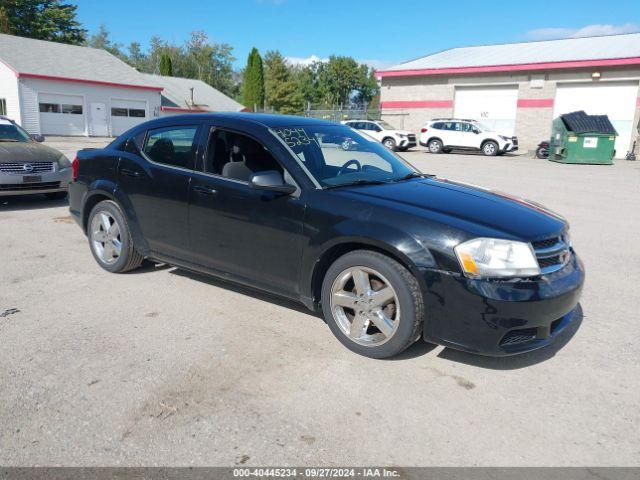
[0,194,68,211]
[435,303,584,370]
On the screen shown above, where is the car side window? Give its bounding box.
[460,122,474,133]
[204,128,284,183]
[144,126,198,169]
[370,123,382,132]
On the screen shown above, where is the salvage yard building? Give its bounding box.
[378,33,640,157]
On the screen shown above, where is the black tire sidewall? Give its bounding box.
[383,138,396,150]
[321,251,421,359]
[87,200,134,273]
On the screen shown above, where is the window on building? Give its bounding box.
[111,107,128,117]
[0,99,6,115]
[61,104,83,115]
[39,103,60,113]
[128,109,146,118]
[143,126,198,169]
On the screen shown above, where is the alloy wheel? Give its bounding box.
[383,139,395,149]
[90,211,122,265]
[330,266,400,346]
[483,142,496,155]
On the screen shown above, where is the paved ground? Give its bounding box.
[1,139,639,466]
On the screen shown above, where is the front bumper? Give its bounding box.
[398,136,417,149]
[421,252,585,356]
[0,168,72,196]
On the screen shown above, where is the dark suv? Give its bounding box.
[69,113,584,359]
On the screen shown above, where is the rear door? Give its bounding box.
[117,123,201,260]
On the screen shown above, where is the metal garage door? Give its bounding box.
[554,81,639,159]
[110,99,147,136]
[38,93,85,135]
[454,86,519,135]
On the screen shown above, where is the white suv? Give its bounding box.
[419,119,518,156]
[342,119,417,151]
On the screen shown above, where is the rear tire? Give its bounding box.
[482,140,499,156]
[87,200,143,273]
[45,191,67,200]
[427,139,443,154]
[321,250,424,359]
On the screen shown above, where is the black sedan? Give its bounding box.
[69,113,584,359]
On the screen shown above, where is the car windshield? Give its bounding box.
[376,120,396,130]
[0,120,31,142]
[272,124,418,188]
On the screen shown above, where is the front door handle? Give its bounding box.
[193,185,217,196]
[121,168,140,178]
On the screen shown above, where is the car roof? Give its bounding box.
[429,118,477,123]
[144,112,338,129]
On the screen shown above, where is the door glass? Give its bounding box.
[144,126,198,169]
[204,129,283,182]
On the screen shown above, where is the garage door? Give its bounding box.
[110,99,147,136]
[454,86,519,135]
[38,93,85,135]
[554,82,639,159]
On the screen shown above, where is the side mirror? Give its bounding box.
[473,128,480,134]
[250,170,296,194]
[125,137,142,154]
[31,134,45,142]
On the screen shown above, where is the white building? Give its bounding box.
[0,34,245,137]
[378,33,640,156]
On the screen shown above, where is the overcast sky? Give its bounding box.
[75,0,640,69]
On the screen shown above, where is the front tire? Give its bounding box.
[321,250,424,359]
[427,139,443,154]
[87,200,143,273]
[382,137,397,151]
[482,141,499,156]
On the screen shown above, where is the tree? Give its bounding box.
[159,52,173,76]
[316,56,361,107]
[264,50,303,114]
[0,0,86,44]
[86,24,124,59]
[242,47,265,111]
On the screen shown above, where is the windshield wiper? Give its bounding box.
[390,172,434,182]
[324,179,389,189]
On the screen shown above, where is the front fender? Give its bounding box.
[300,218,437,303]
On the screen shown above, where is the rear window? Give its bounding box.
[143,126,198,169]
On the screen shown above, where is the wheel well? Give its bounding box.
[382,136,395,144]
[311,242,415,306]
[481,138,498,148]
[82,194,111,231]
[427,137,443,145]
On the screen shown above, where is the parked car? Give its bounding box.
[69,113,584,359]
[420,118,518,156]
[342,119,416,151]
[0,116,71,199]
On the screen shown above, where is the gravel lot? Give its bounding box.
[1,138,639,466]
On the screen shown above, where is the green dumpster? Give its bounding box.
[548,110,617,164]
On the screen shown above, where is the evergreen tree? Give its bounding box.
[242,47,265,111]
[159,52,173,76]
[1,0,86,44]
[264,50,303,115]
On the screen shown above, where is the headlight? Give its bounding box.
[57,155,71,169]
[397,133,408,138]
[499,135,511,141]
[454,238,540,278]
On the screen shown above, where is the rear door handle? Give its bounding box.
[193,185,217,196]
[121,168,140,178]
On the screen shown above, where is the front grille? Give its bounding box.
[0,162,55,174]
[500,328,537,347]
[0,181,60,191]
[532,234,571,274]
[512,137,519,146]
[408,134,416,141]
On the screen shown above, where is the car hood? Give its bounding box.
[336,177,566,240]
[0,142,64,163]
[390,130,413,136]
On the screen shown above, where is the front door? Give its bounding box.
[89,102,109,136]
[188,127,305,297]
[118,124,201,260]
